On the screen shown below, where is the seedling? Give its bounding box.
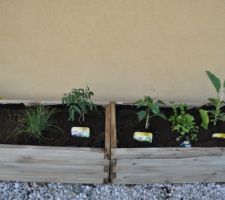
[169,104,199,142]
[11,106,63,143]
[200,71,225,128]
[136,96,166,130]
[62,86,96,122]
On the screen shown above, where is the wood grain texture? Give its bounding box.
[111,147,224,159]
[111,147,225,184]
[105,104,111,159]
[110,102,117,148]
[0,145,109,184]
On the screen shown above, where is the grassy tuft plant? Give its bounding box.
[11,106,63,143]
[169,104,199,142]
[62,86,96,122]
[136,96,166,130]
[200,71,225,128]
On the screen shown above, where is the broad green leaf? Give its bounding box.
[206,71,221,93]
[151,103,160,115]
[224,79,225,88]
[208,98,220,106]
[136,99,147,108]
[199,109,209,129]
[145,96,153,103]
[157,100,166,105]
[137,111,147,121]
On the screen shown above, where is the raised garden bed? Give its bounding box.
[0,100,111,184]
[110,103,225,184]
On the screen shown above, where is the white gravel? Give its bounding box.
[0,182,225,200]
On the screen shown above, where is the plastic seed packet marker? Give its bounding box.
[71,127,90,138]
[180,140,191,147]
[212,133,225,139]
[133,132,153,143]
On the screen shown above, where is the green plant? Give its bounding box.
[200,71,225,128]
[62,86,96,122]
[136,96,166,129]
[169,104,198,142]
[12,106,63,143]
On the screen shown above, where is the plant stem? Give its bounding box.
[145,114,150,129]
[214,103,220,126]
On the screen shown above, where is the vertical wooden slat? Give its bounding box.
[110,102,117,148]
[110,102,117,183]
[105,104,111,159]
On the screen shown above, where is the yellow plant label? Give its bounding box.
[133,132,153,143]
[212,133,225,139]
[71,127,90,138]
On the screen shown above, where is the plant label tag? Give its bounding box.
[212,133,225,139]
[133,132,153,143]
[180,141,191,147]
[71,127,90,138]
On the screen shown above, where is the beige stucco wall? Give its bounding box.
[0,0,225,104]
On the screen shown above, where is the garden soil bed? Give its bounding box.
[0,103,105,147]
[116,105,225,148]
[0,102,110,184]
[110,103,225,184]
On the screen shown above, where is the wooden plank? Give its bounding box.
[111,148,225,184]
[111,147,224,159]
[0,173,105,184]
[0,157,108,165]
[110,102,117,148]
[0,145,105,159]
[112,170,225,184]
[0,145,108,184]
[105,104,111,159]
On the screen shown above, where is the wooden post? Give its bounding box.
[109,102,117,183]
[110,102,117,148]
[105,104,111,159]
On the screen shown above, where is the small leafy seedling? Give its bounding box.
[62,86,96,122]
[200,71,225,128]
[11,106,63,143]
[136,96,166,130]
[169,104,199,142]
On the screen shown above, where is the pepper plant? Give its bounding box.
[62,86,96,122]
[169,104,199,142]
[136,96,166,130]
[200,71,225,128]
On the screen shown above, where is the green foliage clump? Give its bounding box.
[200,71,225,128]
[169,104,198,142]
[62,86,96,122]
[12,106,63,143]
[136,96,166,129]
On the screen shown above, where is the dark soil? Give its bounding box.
[0,104,105,147]
[116,105,225,148]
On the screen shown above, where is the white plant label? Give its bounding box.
[71,127,90,138]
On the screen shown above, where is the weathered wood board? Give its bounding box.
[0,145,109,183]
[111,147,225,184]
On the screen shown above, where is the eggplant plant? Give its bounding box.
[200,71,225,128]
[136,96,166,130]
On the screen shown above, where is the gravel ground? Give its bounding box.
[0,182,225,200]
